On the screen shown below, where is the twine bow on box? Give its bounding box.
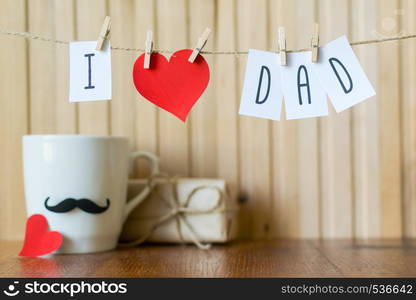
[120,175,228,250]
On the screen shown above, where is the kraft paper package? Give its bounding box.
[121,177,239,245]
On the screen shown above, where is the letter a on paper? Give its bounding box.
[280,51,328,120]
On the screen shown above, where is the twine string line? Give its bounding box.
[119,174,228,250]
[1,29,416,55]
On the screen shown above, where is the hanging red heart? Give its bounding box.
[132,49,210,122]
[19,214,62,257]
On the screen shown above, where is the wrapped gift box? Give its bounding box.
[120,178,239,245]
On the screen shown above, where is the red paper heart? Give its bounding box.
[19,214,62,257]
[132,49,210,121]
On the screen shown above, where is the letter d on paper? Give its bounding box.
[329,57,353,94]
[239,49,283,120]
[311,36,375,112]
[255,66,271,104]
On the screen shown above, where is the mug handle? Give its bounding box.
[123,151,160,222]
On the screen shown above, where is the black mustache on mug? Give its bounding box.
[44,197,111,214]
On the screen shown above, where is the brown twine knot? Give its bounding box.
[120,174,226,250]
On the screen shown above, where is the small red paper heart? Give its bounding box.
[133,49,210,121]
[19,214,62,257]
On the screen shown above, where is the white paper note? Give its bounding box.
[311,35,376,112]
[239,49,283,120]
[280,51,328,120]
[69,41,112,102]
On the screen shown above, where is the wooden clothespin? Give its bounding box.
[311,23,319,63]
[144,30,153,69]
[189,28,211,63]
[278,27,287,66]
[96,16,111,50]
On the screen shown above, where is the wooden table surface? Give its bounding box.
[1,239,415,277]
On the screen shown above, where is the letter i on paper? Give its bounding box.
[69,41,112,102]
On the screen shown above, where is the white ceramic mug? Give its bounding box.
[22,135,159,254]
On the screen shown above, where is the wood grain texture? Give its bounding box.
[108,0,136,142]
[28,0,56,134]
[319,0,353,238]
[351,0,381,238]
[0,0,28,239]
[215,0,239,202]
[1,240,415,277]
[133,0,158,177]
[237,0,272,238]
[0,0,414,240]
[401,0,416,238]
[269,0,301,238]
[188,0,217,178]
[156,0,190,176]
[294,0,321,238]
[76,0,110,135]
[54,0,77,134]
[377,0,403,238]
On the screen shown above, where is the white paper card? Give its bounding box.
[69,41,112,102]
[311,35,376,112]
[239,49,283,120]
[280,51,328,120]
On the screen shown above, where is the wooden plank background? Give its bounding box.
[0,0,415,240]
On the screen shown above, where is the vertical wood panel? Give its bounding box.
[0,0,28,239]
[351,0,381,238]
[54,0,77,133]
[188,0,217,178]
[401,0,416,238]
[76,0,109,135]
[215,0,239,202]
[269,0,301,238]
[237,0,272,238]
[28,0,56,133]
[271,0,320,238]
[294,0,321,238]
[133,0,158,177]
[156,0,189,176]
[319,0,353,238]
[108,0,136,144]
[378,0,402,238]
[0,0,413,240]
